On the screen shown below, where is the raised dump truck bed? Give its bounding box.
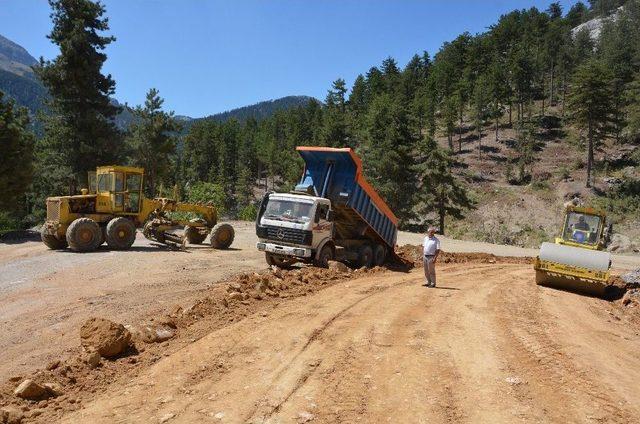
[295,147,398,249]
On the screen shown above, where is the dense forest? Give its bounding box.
[1,0,639,237]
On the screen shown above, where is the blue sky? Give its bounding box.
[1,0,580,118]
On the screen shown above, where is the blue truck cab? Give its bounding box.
[256,147,398,268]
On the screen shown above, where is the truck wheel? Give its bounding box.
[105,217,136,250]
[373,244,387,266]
[314,245,334,268]
[66,218,102,252]
[41,227,67,250]
[210,223,235,249]
[357,244,374,268]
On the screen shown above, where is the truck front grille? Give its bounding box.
[264,226,312,246]
[46,199,61,221]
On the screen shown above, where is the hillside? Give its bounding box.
[0,34,315,128]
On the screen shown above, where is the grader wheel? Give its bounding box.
[66,218,102,252]
[185,218,207,244]
[40,226,67,250]
[210,223,234,249]
[106,217,136,250]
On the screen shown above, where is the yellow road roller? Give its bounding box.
[534,205,612,296]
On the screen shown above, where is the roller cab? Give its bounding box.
[534,206,611,296]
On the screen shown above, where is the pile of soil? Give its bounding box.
[395,244,532,268]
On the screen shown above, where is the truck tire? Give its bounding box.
[105,217,137,250]
[357,244,374,268]
[210,223,235,249]
[41,227,67,250]
[66,218,102,252]
[373,244,387,266]
[314,244,334,268]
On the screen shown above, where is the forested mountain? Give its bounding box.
[2,0,639,251]
[203,96,317,123]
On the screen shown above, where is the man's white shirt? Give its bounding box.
[423,236,441,256]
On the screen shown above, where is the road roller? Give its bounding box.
[534,205,612,296]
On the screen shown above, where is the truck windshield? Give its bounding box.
[264,199,313,223]
[563,212,601,245]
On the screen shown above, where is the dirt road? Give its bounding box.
[61,263,640,424]
[0,221,264,383]
[2,225,640,423]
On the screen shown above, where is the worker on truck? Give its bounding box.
[423,227,441,288]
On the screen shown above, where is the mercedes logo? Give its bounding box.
[277,229,285,239]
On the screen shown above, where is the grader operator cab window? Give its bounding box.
[126,174,142,213]
[88,172,97,194]
[564,212,601,245]
[97,173,112,193]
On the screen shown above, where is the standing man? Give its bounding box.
[423,227,441,288]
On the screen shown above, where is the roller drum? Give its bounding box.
[539,242,610,271]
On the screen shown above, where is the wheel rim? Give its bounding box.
[219,230,230,242]
[80,229,93,243]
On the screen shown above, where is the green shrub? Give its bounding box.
[238,204,258,221]
[0,212,20,236]
[186,182,226,216]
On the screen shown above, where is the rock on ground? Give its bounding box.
[328,261,350,273]
[80,317,132,358]
[608,234,637,253]
[1,406,24,424]
[13,379,47,400]
[621,269,640,289]
[622,289,640,307]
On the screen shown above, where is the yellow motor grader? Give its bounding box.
[534,205,612,296]
[41,165,234,252]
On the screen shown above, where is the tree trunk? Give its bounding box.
[458,114,463,153]
[448,133,453,151]
[438,190,445,235]
[549,65,555,106]
[508,103,512,126]
[439,208,445,236]
[495,114,499,142]
[587,123,593,188]
[541,95,545,116]
[561,73,567,117]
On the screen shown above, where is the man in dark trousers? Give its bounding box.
[422,227,441,288]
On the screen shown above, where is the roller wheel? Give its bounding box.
[357,244,374,268]
[373,244,387,266]
[210,223,235,249]
[41,227,67,250]
[314,244,334,268]
[185,219,207,244]
[66,218,102,252]
[105,217,136,250]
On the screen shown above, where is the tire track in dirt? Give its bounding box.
[493,267,638,423]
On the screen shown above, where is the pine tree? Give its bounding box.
[415,136,474,234]
[625,72,640,141]
[322,78,349,146]
[34,0,123,200]
[566,60,616,187]
[360,94,416,221]
[126,88,181,197]
[0,92,35,218]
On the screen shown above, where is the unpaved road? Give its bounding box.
[62,263,640,423]
[2,224,640,423]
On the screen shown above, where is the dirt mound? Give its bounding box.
[395,245,532,268]
[80,318,132,358]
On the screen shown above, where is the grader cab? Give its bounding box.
[41,165,234,252]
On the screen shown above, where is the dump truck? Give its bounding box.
[534,205,611,296]
[255,147,398,268]
[41,165,234,252]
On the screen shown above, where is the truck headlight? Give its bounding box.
[257,243,266,251]
[294,248,306,256]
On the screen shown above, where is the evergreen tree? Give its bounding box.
[0,92,35,218]
[566,60,616,187]
[34,0,123,202]
[322,78,349,146]
[360,94,416,221]
[415,136,474,234]
[127,88,181,197]
[625,72,640,141]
